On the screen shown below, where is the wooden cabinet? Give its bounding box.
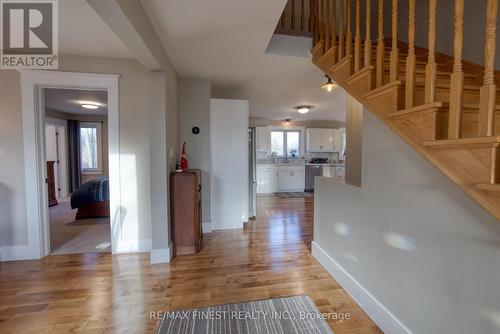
[256,165,278,193]
[278,166,305,192]
[306,128,335,152]
[256,127,270,152]
[47,161,58,207]
[170,170,202,256]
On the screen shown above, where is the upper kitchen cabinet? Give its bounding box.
[256,127,270,152]
[333,128,346,152]
[306,128,335,152]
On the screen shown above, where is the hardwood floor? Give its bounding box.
[0,195,381,334]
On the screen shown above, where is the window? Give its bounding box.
[80,122,102,173]
[270,130,301,156]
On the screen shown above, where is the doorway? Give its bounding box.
[44,88,111,254]
[20,70,120,259]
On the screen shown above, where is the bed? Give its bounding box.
[71,176,110,220]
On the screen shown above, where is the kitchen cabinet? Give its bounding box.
[335,166,346,182]
[278,165,305,192]
[256,165,278,193]
[256,127,270,152]
[306,128,335,152]
[333,128,346,152]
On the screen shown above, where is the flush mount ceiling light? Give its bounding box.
[297,105,312,114]
[284,118,291,126]
[81,103,99,110]
[322,74,338,92]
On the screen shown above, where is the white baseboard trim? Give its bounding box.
[0,244,39,262]
[150,246,172,264]
[202,221,213,233]
[113,238,152,254]
[311,241,413,334]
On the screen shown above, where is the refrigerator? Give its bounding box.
[248,128,257,219]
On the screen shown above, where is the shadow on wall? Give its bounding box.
[0,182,14,259]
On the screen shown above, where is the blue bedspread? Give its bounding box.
[71,176,110,209]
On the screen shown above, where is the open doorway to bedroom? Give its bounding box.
[43,88,111,255]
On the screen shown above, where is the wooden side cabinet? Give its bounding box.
[170,170,202,256]
[47,161,58,207]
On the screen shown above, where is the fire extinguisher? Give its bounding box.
[180,142,188,170]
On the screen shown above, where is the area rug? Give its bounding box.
[156,295,333,334]
[274,192,314,198]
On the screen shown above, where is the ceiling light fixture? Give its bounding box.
[297,106,312,114]
[322,74,338,92]
[81,103,99,110]
[284,119,291,126]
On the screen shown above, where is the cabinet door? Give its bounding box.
[278,171,293,191]
[333,128,346,152]
[306,128,322,152]
[322,129,335,152]
[257,168,277,193]
[292,171,305,191]
[256,127,270,152]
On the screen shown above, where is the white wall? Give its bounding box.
[210,99,249,230]
[179,78,212,228]
[0,70,28,252]
[383,0,500,68]
[314,111,500,333]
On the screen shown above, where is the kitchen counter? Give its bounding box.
[257,162,345,167]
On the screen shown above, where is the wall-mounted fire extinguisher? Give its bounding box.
[180,142,188,170]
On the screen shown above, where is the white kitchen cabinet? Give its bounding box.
[256,127,270,152]
[306,128,322,152]
[333,128,346,152]
[256,165,278,193]
[278,165,305,192]
[306,128,335,152]
[321,129,335,151]
[335,166,346,182]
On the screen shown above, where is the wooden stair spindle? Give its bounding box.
[448,0,465,139]
[292,0,297,30]
[319,0,324,45]
[405,0,416,109]
[339,0,345,60]
[376,0,384,87]
[331,0,337,61]
[389,0,399,82]
[425,0,437,103]
[346,0,353,57]
[354,0,361,71]
[478,0,498,137]
[301,0,305,32]
[364,0,372,69]
[325,0,330,50]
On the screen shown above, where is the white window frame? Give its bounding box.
[80,122,103,174]
[269,126,305,157]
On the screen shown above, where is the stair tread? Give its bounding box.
[476,184,500,192]
[423,136,500,148]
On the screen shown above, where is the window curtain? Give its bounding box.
[67,120,81,193]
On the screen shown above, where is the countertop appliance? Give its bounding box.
[305,164,323,192]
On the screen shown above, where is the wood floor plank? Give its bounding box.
[0,195,382,333]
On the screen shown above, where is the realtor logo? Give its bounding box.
[1,0,58,69]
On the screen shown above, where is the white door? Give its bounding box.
[322,129,335,152]
[306,128,322,152]
[210,99,249,230]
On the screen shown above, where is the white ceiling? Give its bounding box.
[59,0,133,58]
[141,0,347,122]
[44,88,108,116]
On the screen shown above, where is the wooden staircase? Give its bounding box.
[279,0,500,220]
